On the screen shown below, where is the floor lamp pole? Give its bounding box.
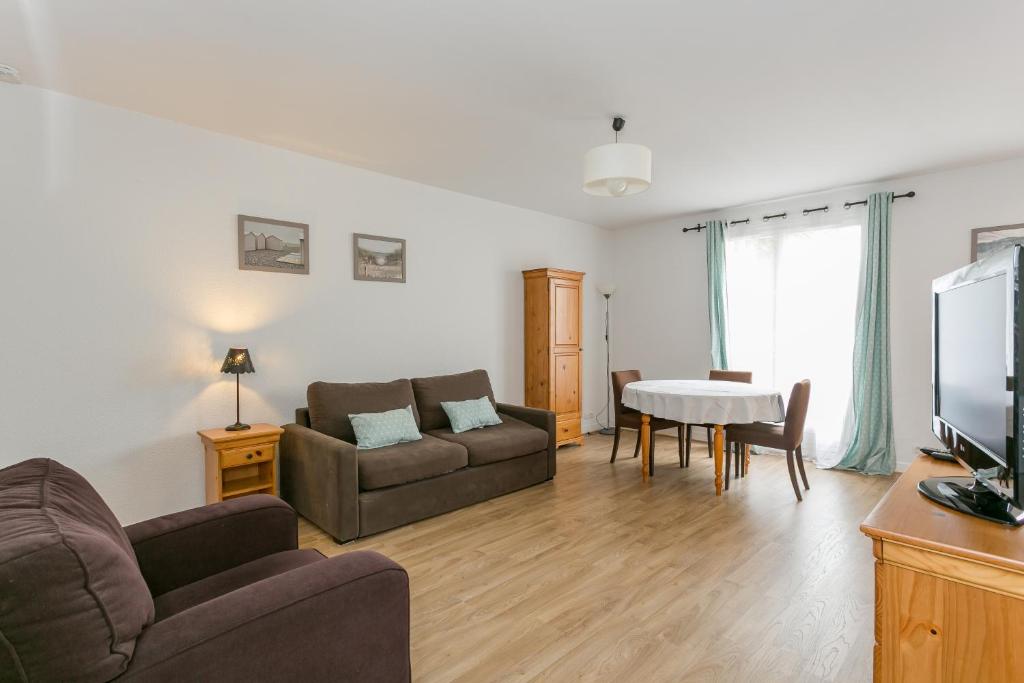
[599,292,615,435]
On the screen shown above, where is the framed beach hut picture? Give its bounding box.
[238,215,309,274]
[353,233,406,283]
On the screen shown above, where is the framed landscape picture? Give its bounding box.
[971,223,1024,262]
[238,215,309,274]
[353,233,406,283]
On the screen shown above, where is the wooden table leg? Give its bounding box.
[745,444,751,473]
[641,414,651,483]
[713,424,724,496]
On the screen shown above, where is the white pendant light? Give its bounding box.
[583,117,652,197]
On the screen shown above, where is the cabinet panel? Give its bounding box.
[881,561,1024,682]
[554,352,581,415]
[553,283,580,347]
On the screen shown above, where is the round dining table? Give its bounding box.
[621,379,786,494]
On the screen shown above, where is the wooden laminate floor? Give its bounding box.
[299,433,895,682]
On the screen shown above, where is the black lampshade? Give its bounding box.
[220,347,255,374]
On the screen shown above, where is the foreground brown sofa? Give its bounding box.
[281,369,556,543]
[0,458,410,682]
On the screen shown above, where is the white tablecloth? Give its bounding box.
[621,379,785,425]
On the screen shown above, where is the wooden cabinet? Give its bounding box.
[523,268,584,447]
[861,456,1024,682]
[197,423,283,503]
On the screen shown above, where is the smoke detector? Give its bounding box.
[0,65,22,84]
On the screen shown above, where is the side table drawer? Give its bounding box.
[220,443,275,469]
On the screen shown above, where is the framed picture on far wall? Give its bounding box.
[972,223,1024,262]
[238,215,309,274]
[353,233,406,283]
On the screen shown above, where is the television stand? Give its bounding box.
[918,475,1024,526]
[862,455,1024,681]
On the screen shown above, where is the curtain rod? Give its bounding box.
[843,190,916,209]
[682,190,916,234]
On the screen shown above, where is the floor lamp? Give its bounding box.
[597,284,616,435]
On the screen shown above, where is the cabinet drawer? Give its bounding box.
[220,443,275,469]
[557,419,581,441]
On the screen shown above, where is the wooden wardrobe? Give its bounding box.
[523,268,584,447]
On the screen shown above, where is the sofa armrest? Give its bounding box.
[279,423,360,542]
[124,494,297,597]
[122,551,410,682]
[496,403,556,478]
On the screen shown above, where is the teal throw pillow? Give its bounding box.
[348,405,422,449]
[441,396,502,434]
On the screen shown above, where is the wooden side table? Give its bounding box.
[197,423,284,504]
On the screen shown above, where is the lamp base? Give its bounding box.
[598,427,616,436]
[225,422,251,432]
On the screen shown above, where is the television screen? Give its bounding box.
[936,272,1009,461]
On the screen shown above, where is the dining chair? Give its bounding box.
[683,369,754,465]
[725,380,811,501]
[610,370,685,473]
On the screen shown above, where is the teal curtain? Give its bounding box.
[706,220,729,370]
[835,192,895,475]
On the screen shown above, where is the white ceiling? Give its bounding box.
[3,0,1024,228]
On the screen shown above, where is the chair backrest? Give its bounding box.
[709,369,753,383]
[783,380,812,445]
[611,370,642,417]
[0,458,155,681]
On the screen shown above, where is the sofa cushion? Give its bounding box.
[411,369,496,431]
[153,549,325,620]
[350,405,423,449]
[428,415,549,466]
[308,379,420,443]
[442,396,503,433]
[0,458,155,682]
[357,434,468,491]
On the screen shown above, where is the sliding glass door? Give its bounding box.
[725,219,861,464]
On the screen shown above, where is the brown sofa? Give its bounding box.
[280,369,556,543]
[0,458,410,682]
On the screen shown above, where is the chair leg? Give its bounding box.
[677,426,685,468]
[633,432,641,458]
[610,427,621,463]
[796,445,809,489]
[684,425,692,467]
[706,427,712,457]
[724,440,731,489]
[650,430,655,478]
[733,442,741,478]
[786,450,803,502]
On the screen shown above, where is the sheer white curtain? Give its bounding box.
[724,214,861,465]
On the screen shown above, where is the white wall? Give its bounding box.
[612,157,1024,470]
[0,85,613,523]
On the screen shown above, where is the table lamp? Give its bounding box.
[220,347,255,431]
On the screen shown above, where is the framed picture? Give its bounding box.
[238,215,309,274]
[353,233,406,283]
[971,223,1024,262]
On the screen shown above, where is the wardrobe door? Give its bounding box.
[551,277,582,445]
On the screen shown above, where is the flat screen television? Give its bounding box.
[926,243,1024,525]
